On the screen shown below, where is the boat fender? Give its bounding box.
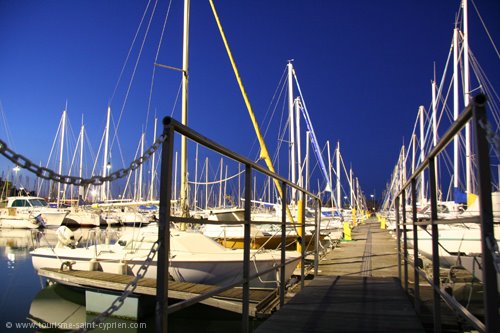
[89,258,98,271]
[117,260,128,275]
[56,226,76,248]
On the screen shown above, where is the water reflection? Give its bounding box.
[0,225,252,332]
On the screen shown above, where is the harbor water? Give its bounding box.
[0,227,261,332]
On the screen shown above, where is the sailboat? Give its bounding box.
[385,0,500,286]
[30,224,300,288]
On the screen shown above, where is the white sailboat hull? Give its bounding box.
[31,228,299,288]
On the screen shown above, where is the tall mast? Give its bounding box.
[57,105,67,206]
[432,78,438,198]
[349,166,353,208]
[101,106,111,201]
[138,131,145,201]
[294,97,302,189]
[305,131,310,193]
[287,61,296,202]
[180,0,190,217]
[149,116,157,201]
[453,28,459,190]
[463,0,471,195]
[419,106,425,205]
[336,141,341,211]
[78,116,84,199]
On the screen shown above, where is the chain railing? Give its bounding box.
[72,240,159,333]
[0,134,165,186]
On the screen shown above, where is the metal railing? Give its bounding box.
[394,94,499,333]
[156,117,322,333]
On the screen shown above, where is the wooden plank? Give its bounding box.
[254,219,427,332]
[38,267,275,316]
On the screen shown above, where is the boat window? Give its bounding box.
[11,199,28,207]
[30,199,49,207]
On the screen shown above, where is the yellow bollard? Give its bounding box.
[351,208,357,227]
[343,221,352,241]
[380,217,386,229]
[296,200,303,267]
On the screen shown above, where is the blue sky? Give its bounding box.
[0,0,499,203]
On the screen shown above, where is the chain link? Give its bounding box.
[0,134,166,186]
[72,240,160,333]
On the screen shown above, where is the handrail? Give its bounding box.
[156,117,322,333]
[394,94,498,333]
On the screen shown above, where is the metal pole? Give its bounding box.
[242,165,251,333]
[471,94,499,333]
[402,190,408,292]
[411,178,420,314]
[280,181,287,307]
[395,196,401,283]
[156,123,174,333]
[300,197,306,289]
[429,157,441,333]
[314,196,320,276]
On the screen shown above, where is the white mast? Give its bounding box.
[336,141,341,211]
[149,116,157,201]
[349,166,353,208]
[453,28,459,190]
[194,144,199,209]
[432,78,438,198]
[305,131,310,193]
[419,105,425,205]
[294,97,302,189]
[287,61,296,203]
[463,0,471,195]
[78,117,84,199]
[180,0,190,217]
[57,106,67,207]
[101,106,111,201]
[138,131,145,201]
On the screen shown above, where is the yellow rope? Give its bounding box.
[208,0,295,225]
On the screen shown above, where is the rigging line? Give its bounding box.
[111,0,159,152]
[470,0,500,59]
[145,0,174,133]
[0,101,15,149]
[169,79,183,118]
[188,168,245,185]
[110,114,127,171]
[110,0,153,104]
[121,134,143,199]
[37,111,64,195]
[249,66,288,160]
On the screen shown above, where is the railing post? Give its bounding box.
[410,178,420,313]
[314,196,321,276]
[242,164,252,333]
[402,190,408,292]
[395,196,401,283]
[300,196,306,289]
[471,94,499,333]
[280,181,287,307]
[429,156,441,333]
[156,123,175,333]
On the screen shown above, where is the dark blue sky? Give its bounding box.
[0,0,498,202]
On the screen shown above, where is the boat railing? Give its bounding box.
[156,116,322,333]
[393,94,498,333]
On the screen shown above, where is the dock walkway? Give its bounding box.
[254,218,426,333]
[38,267,277,317]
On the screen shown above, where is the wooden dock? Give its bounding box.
[254,218,427,333]
[38,267,277,317]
